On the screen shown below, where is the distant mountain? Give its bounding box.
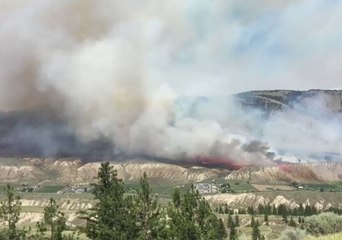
[235,89,342,115]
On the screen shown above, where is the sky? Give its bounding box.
[164,0,342,95]
[0,0,342,105]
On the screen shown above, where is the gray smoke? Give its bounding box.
[0,0,341,166]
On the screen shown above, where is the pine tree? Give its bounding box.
[264,213,269,225]
[0,184,27,240]
[226,214,237,240]
[80,162,139,240]
[258,204,264,215]
[36,198,67,240]
[229,224,237,240]
[239,208,246,214]
[135,173,167,240]
[168,186,226,240]
[299,203,304,216]
[224,205,229,214]
[298,216,302,224]
[252,220,261,240]
[288,216,297,227]
[217,218,228,239]
[248,206,255,215]
[250,216,255,228]
[235,215,240,227]
[227,214,235,228]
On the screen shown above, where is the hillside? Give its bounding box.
[0,158,228,184]
[0,158,341,184]
[235,89,342,114]
[226,162,342,182]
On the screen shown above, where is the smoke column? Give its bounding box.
[0,0,341,166]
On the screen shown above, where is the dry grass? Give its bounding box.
[305,232,342,240]
[252,184,293,191]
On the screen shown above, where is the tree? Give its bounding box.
[252,220,261,240]
[225,214,237,239]
[36,198,67,240]
[258,204,264,215]
[135,173,167,240]
[80,162,139,240]
[227,214,234,228]
[229,224,237,240]
[250,216,255,228]
[288,217,297,228]
[0,184,27,240]
[264,213,269,225]
[235,215,240,227]
[248,207,255,215]
[217,218,228,239]
[224,205,229,214]
[168,186,226,239]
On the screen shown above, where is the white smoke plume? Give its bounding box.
[0,0,341,166]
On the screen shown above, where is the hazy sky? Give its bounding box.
[156,0,342,95]
[0,0,341,103]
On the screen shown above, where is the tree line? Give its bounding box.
[0,162,227,240]
[1,162,342,240]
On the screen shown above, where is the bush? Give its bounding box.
[278,228,306,240]
[238,234,249,240]
[304,212,342,235]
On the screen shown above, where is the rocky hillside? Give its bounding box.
[226,162,342,183]
[0,158,341,184]
[235,89,342,114]
[0,158,228,184]
[205,192,342,209]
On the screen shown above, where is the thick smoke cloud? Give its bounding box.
[0,0,341,166]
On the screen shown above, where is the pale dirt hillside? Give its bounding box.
[205,192,342,209]
[205,193,298,209]
[0,158,341,184]
[20,199,92,210]
[76,162,225,183]
[0,158,228,184]
[226,162,342,182]
[0,198,92,226]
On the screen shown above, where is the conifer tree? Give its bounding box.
[229,224,237,240]
[36,198,67,240]
[252,220,261,240]
[250,216,255,228]
[81,162,139,240]
[227,214,235,228]
[224,205,229,214]
[135,173,167,240]
[235,215,240,227]
[288,216,297,227]
[217,218,228,239]
[168,186,226,239]
[264,213,269,226]
[0,184,27,240]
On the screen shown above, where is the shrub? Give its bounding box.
[304,212,342,235]
[278,228,306,240]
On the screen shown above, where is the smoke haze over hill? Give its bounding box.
[0,1,342,167]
